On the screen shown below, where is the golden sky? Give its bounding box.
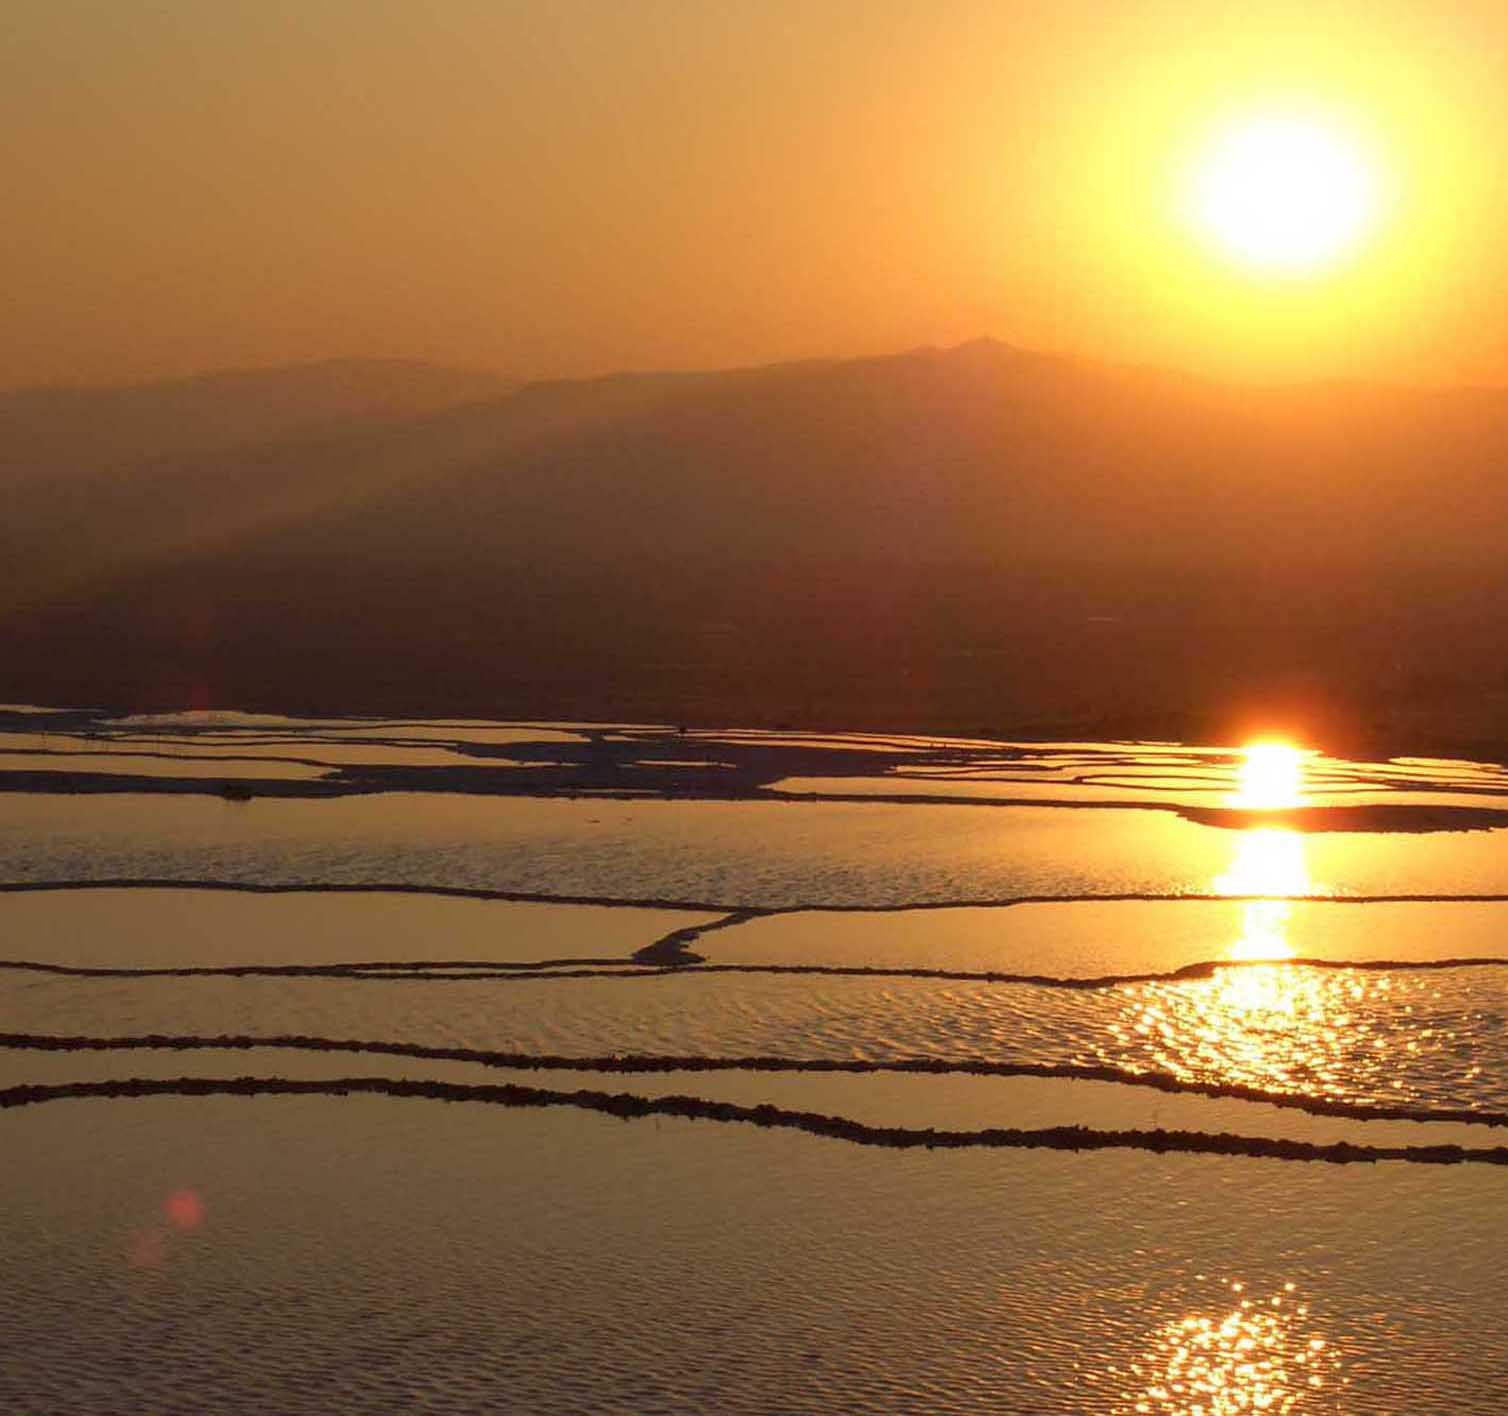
[4,0,1506,389]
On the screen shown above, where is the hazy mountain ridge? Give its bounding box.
[0,359,528,612]
[0,358,515,486]
[5,341,1508,751]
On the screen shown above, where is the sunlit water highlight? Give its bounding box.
[1214,827,1316,962]
[1114,1280,1344,1415]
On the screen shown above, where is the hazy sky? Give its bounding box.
[5,0,1507,389]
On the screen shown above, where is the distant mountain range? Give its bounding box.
[4,342,1507,754]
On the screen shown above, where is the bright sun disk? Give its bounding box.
[1188,112,1383,276]
[1233,741,1307,809]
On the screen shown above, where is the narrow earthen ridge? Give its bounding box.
[2,1032,1501,1128]
[0,957,639,978]
[4,953,1506,988]
[1,1073,1505,1164]
[0,877,734,913]
[6,877,1508,916]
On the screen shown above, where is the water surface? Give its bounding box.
[4,710,1508,1412]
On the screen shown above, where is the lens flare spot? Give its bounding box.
[128,1228,169,1270]
[164,1187,206,1232]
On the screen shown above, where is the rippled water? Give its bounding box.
[4,711,1508,1412]
[7,963,1507,1114]
[7,1099,1508,1414]
[10,791,1508,903]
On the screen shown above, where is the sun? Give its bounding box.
[1187,111,1383,277]
[1232,741,1307,810]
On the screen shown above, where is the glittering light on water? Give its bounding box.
[1115,1279,1345,1414]
[1118,818,1359,1092]
[1115,962,1384,1100]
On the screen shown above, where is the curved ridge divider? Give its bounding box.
[0,745,351,772]
[5,954,1508,988]
[0,878,734,913]
[2,1073,1506,1164]
[3,1032,1503,1129]
[0,958,641,978]
[8,878,1508,915]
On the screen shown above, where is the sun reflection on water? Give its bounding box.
[1155,817,1334,1077]
[1214,828,1315,963]
[1115,962,1367,1098]
[1219,741,1319,964]
[1115,1279,1345,1415]
[1214,828,1312,900]
[1106,774,1353,1093]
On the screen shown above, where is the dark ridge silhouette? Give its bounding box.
[1174,804,1508,833]
[4,341,1508,757]
[6,876,1508,915]
[0,958,638,979]
[5,952,1508,989]
[0,743,343,771]
[0,877,734,914]
[2,1072,1504,1164]
[3,1031,1501,1128]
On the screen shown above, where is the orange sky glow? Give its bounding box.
[4,0,1505,389]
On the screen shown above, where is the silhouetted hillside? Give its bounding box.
[0,359,516,611]
[0,358,512,484]
[5,341,1507,754]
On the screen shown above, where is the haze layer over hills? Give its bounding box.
[5,341,1506,753]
